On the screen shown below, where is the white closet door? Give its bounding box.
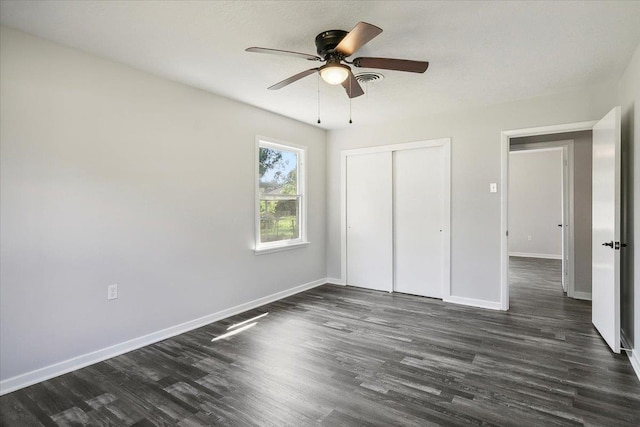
[393,146,444,298]
[346,152,393,291]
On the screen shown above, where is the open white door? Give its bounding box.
[561,146,569,293]
[592,106,621,354]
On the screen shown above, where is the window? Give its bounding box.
[255,138,307,253]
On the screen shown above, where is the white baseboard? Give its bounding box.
[0,277,329,396]
[572,291,592,301]
[509,252,562,260]
[443,295,503,311]
[325,277,345,285]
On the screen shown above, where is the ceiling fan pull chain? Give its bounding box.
[349,77,353,124]
[317,73,321,124]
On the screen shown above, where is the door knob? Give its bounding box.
[602,241,614,248]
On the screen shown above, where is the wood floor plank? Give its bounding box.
[1,257,639,426]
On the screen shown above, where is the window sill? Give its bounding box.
[254,241,310,255]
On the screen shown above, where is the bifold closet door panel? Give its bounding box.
[393,146,444,298]
[346,152,393,291]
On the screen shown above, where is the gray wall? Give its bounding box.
[0,27,327,382]
[510,131,593,296]
[508,149,563,258]
[619,42,640,355]
[326,86,617,304]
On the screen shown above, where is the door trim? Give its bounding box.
[341,138,451,297]
[500,121,597,310]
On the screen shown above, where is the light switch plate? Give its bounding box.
[107,284,118,300]
[490,183,498,193]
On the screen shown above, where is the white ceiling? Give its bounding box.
[1,1,640,130]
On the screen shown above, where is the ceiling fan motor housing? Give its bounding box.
[315,30,348,58]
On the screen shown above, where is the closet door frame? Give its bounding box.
[340,138,451,298]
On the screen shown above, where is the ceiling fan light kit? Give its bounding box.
[319,62,350,85]
[246,21,429,101]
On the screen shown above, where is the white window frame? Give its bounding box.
[254,136,309,255]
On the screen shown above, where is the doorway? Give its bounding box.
[500,123,596,310]
[508,144,571,295]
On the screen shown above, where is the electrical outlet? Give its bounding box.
[107,284,118,300]
[489,183,498,193]
[527,235,532,241]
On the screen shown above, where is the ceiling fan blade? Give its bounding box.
[246,47,322,61]
[353,57,429,73]
[341,70,365,98]
[335,22,383,57]
[268,68,319,90]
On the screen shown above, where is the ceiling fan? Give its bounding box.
[246,22,429,98]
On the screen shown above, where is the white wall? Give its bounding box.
[327,83,618,304]
[619,42,640,370]
[0,27,327,384]
[508,149,563,258]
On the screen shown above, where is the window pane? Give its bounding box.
[260,198,300,243]
[256,140,305,250]
[259,147,298,196]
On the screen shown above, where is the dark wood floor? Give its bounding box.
[2,257,639,426]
